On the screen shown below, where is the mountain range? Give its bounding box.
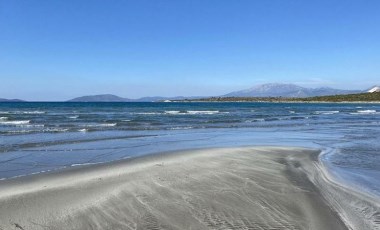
[67,83,369,102]
[0,98,24,102]
[1,83,379,102]
[67,94,204,102]
[223,83,361,98]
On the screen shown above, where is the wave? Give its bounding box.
[168,126,194,130]
[19,124,45,128]
[5,130,35,134]
[165,111,182,115]
[21,111,46,114]
[68,115,79,119]
[0,111,45,114]
[71,162,99,167]
[99,123,117,127]
[350,110,378,115]
[0,120,30,125]
[187,110,221,115]
[245,119,265,123]
[357,110,376,113]
[315,111,340,115]
[82,123,117,127]
[130,111,229,116]
[131,112,161,115]
[0,117,7,120]
[43,128,69,132]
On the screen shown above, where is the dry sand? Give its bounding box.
[0,146,373,229]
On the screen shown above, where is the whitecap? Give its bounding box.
[18,124,44,128]
[71,162,98,167]
[0,120,30,125]
[165,111,182,115]
[6,130,35,134]
[99,123,117,127]
[315,111,340,115]
[44,128,69,132]
[168,126,194,130]
[187,110,219,115]
[357,110,376,113]
[350,110,379,115]
[82,123,117,127]
[22,111,45,114]
[131,112,161,115]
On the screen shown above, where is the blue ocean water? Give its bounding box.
[1,102,380,197]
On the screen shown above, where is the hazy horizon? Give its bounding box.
[1,82,377,101]
[1,1,380,100]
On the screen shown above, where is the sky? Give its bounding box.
[1,0,380,101]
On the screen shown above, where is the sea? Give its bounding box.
[1,102,380,198]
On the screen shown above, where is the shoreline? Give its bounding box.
[171,100,380,104]
[0,146,378,229]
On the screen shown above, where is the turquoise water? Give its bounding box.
[1,102,380,197]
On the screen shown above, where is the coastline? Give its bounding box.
[0,147,378,229]
[171,100,380,104]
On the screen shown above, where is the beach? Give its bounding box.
[2,146,377,229]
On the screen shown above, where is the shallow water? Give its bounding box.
[0,102,379,197]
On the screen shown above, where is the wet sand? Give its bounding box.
[0,147,368,229]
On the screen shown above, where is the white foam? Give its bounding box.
[350,110,379,115]
[187,110,220,115]
[6,130,35,134]
[99,123,117,127]
[165,111,182,115]
[71,162,98,167]
[357,110,376,114]
[0,111,45,114]
[44,128,69,132]
[315,111,340,115]
[0,117,7,120]
[169,126,194,130]
[78,129,87,132]
[82,123,117,127]
[18,124,45,128]
[68,115,79,119]
[0,120,30,125]
[22,111,45,114]
[132,112,161,115]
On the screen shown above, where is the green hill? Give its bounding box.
[299,92,380,102]
[178,92,380,102]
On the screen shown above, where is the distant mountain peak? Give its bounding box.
[367,86,380,93]
[68,94,129,102]
[224,83,360,98]
[67,94,203,102]
[0,98,24,102]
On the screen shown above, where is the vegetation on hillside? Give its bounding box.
[176,92,380,102]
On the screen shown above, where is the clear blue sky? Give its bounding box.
[1,0,379,100]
